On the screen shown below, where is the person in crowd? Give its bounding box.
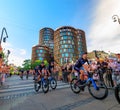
[0,64,6,86]
[26,70,29,80]
[67,62,74,82]
[20,69,24,80]
[108,58,118,86]
[61,64,68,83]
[90,61,99,80]
[54,62,60,80]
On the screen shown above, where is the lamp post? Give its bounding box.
[0,27,8,45]
[112,15,120,24]
[0,27,8,66]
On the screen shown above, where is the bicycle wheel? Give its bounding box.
[88,80,108,100]
[50,77,57,89]
[70,78,80,94]
[115,84,120,104]
[34,80,41,92]
[42,79,49,93]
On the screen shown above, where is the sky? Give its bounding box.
[0,0,120,66]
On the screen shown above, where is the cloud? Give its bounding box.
[2,42,28,66]
[87,0,120,53]
[20,49,26,55]
[8,54,25,67]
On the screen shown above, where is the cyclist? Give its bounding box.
[39,61,49,79]
[47,62,54,77]
[33,65,40,81]
[74,52,90,81]
[20,69,24,80]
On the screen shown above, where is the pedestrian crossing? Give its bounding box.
[0,76,70,101]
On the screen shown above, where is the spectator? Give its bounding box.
[108,58,118,86]
[61,64,68,83]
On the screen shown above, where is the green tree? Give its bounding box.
[22,59,31,71]
[31,60,41,69]
[31,60,49,69]
[44,60,49,66]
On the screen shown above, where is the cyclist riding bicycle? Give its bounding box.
[39,62,49,79]
[33,65,40,81]
[74,52,90,81]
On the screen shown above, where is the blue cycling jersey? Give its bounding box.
[74,58,89,72]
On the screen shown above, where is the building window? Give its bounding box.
[68,40,71,44]
[39,57,43,61]
[63,49,67,52]
[60,32,66,36]
[62,54,64,57]
[65,53,68,57]
[39,50,43,53]
[61,45,64,48]
[63,40,67,44]
[36,50,39,53]
[63,36,68,40]
[67,32,71,35]
[64,45,68,48]
[69,36,73,39]
[60,40,62,44]
[60,49,62,53]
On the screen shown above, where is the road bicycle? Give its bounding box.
[34,76,49,93]
[70,71,108,100]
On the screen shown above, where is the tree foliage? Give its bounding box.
[22,59,31,71]
[22,59,49,70]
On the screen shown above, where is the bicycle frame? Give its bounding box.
[77,73,98,90]
[48,76,53,81]
[87,77,98,90]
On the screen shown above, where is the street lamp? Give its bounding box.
[112,15,120,24]
[0,27,8,65]
[0,27,8,45]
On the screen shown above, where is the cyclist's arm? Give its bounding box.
[38,70,41,75]
[82,62,91,72]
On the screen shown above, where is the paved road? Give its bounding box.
[0,75,69,100]
[0,75,120,110]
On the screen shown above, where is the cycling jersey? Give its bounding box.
[34,66,40,75]
[39,65,46,72]
[47,65,54,73]
[74,58,89,72]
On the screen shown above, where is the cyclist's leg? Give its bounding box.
[80,70,84,80]
[79,68,87,91]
